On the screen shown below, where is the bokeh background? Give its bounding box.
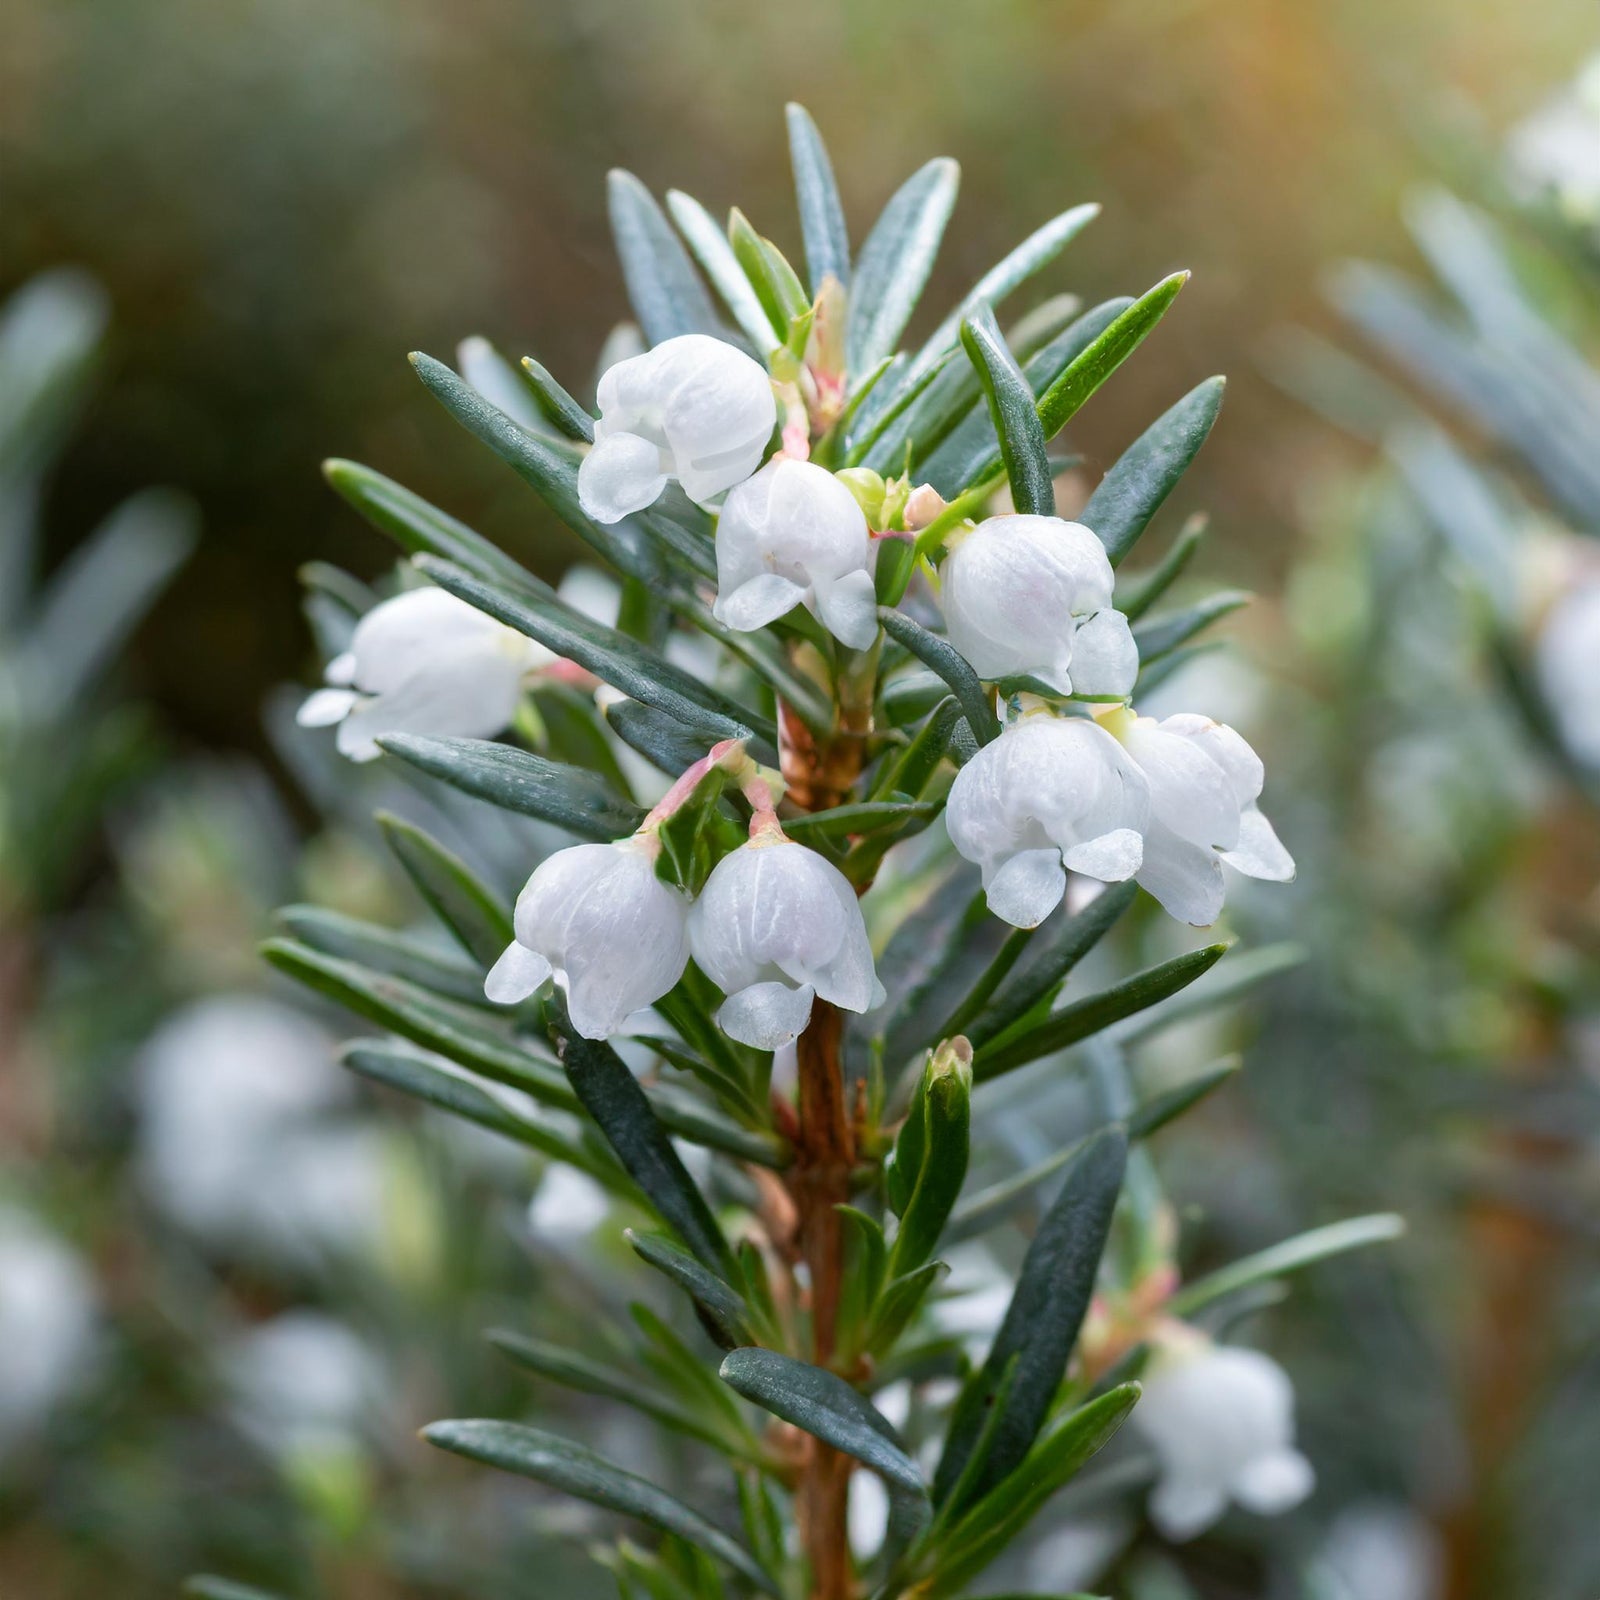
[3,2,1598,1598]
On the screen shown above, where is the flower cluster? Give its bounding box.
[484,746,881,1045]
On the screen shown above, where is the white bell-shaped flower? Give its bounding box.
[1133,1333,1314,1541]
[485,837,690,1039]
[945,714,1150,928]
[712,458,879,649]
[578,333,776,523]
[1117,711,1294,926]
[1534,573,1600,769]
[297,585,542,762]
[940,514,1137,697]
[688,834,883,1048]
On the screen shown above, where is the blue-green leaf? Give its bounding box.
[423,1420,777,1594]
[627,1230,755,1349]
[552,1025,736,1278]
[377,811,513,967]
[720,1349,931,1561]
[976,942,1230,1081]
[847,159,960,374]
[908,202,1101,382]
[607,170,725,346]
[1081,375,1225,566]
[665,190,778,350]
[878,608,999,745]
[933,1127,1127,1511]
[786,103,850,292]
[960,305,1054,518]
[377,732,645,841]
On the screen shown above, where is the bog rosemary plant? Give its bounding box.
[258,109,1400,1600]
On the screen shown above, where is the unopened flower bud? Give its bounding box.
[578,334,776,523]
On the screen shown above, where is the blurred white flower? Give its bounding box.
[1507,56,1600,223]
[945,713,1149,928]
[712,458,879,649]
[220,1311,383,1462]
[528,1164,612,1243]
[1116,710,1294,926]
[297,585,542,761]
[1315,1501,1444,1600]
[1132,1330,1314,1540]
[136,996,385,1261]
[0,1206,98,1447]
[485,838,691,1038]
[1534,572,1600,770]
[579,334,775,522]
[941,514,1136,697]
[688,834,883,1048]
[849,1469,890,1557]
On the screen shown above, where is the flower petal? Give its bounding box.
[1149,1476,1231,1543]
[718,980,816,1049]
[484,942,553,1005]
[816,567,881,650]
[1222,805,1295,882]
[1232,1448,1314,1515]
[297,687,358,728]
[1067,609,1139,699]
[1137,823,1226,925]
[1060,826,1144,883]
[578,430,669,523]
[713,572,810,633]
[985,847,1068,928]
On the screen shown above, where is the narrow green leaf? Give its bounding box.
[865,1260,949,1356]
[665,191,778,351]
[1115,513,1207,621]
[847,158,961,374]
[878,608,999,745]
[322,457,532,587]
[627,1230,754,1350]
[410,351,713,582]
[276,905,486,1005]
[909,202,1101,380]
[377,732,645,841]
[728,209,807,341]
[920,297,1133,497]
[340,1040,631,1192]
[1081,374,1223,566]
[782,799,939,844]
[786,103,850,292]
[552,1025,735,1278]
[845,349,956,465]
[603,696,725,777]
[870,695,964,801]
[1127,1056,1241,1139]
[376,812,512,967]
[259,939,579,1112]
[518,357,595,442]
[837,1205,889,1345]
[487,1329,734,1452]
[859,349,982,476]
[933,1128,1127,1511]
[1131,590,1251,663]
[960,305,1055,518]
[1116,941,1305,1042]
[423,1420,777,1594]
[1168,1213,1406,1316]
[976,942,1230,1081]
[607,170,724,346]
[931,1385,1140,1593]
[1036,272,1190,440]
[967,881,1138,1050]
[935,925,1034,1043]
[1005,291,1086,359]
[720,1348,931,1558]
[418,555,777,756]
